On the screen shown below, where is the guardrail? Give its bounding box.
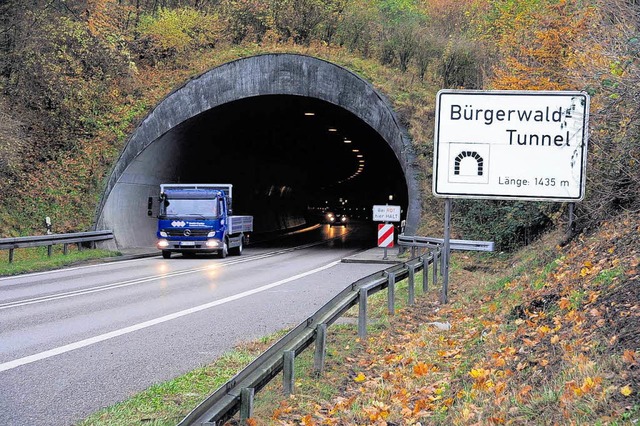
[398,234,494,253]
[179,246,442,426]
[0,230,114,263]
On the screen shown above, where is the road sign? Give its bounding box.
[378,224,394,248]
[433,90,590,201]
[372,205,401,222]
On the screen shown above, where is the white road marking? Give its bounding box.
[0,260,340,373]
[0,242,329,310]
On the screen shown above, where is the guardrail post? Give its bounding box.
[47,245,53,257]
[283,350,295,395]
[387,272,395,316]
[63,243,68,255]
[239,388,254,421]
[313,323,327,376]
[432,250,438,285]
[9,248,14,263]
[358,287,368,339]
[408,264,415,306]
[422,255,429,292]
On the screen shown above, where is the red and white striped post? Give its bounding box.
[378,223,394,260]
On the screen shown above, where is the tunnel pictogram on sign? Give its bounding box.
[454,151,484,176]
[378,224,394,248]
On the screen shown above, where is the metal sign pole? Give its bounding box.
[568,202,576,234]
[442,199,452,304]
[383,221,389,260]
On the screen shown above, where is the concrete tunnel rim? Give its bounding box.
[95,53,422,240]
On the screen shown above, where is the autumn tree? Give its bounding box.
[335,0,378,57]
[220,0,271,44]
[271,0,333,45]
[570,0,640,225]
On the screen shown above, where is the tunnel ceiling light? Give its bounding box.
[343,139,352,143]
[328,128,337,132]
[352,149,360,153]
[356,154,363,158]
[304,112,315,116]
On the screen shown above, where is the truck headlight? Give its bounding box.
[206,239,220,248]
[207,231,216,237]
[159,231,168,237]
[158,239,169,248]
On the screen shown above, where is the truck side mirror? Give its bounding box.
[147,197,153,217]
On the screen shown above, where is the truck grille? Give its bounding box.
[164,229,210,237]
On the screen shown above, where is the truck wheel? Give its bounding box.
[162,251,171,259]
[219,240,228,258]
[230,237,243,256]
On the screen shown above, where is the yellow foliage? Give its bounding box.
[353,372,366,383]
[138,8,219,52]
[620,385,633,397]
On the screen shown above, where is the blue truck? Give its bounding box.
[156,184,253,259]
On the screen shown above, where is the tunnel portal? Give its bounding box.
[96,54,421,249]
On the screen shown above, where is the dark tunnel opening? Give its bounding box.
[159,94,408,233]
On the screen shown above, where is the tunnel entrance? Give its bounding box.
[96,54,421,249]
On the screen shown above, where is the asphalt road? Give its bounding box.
[0,223,387,425]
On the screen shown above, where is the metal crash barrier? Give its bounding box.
[0,230,114,263]
[180,241,447,425]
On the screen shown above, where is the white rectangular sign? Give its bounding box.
[372,205,401,222]
[433,90,589,201]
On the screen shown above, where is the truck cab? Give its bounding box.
[156,184,252,259]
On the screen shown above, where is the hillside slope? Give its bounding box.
[1,1,638,253]
[266,212,639,425]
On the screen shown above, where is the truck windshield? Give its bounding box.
[163,198,218,218]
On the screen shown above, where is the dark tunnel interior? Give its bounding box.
[163,95,409,231]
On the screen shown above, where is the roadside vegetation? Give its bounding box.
[78,211,639,425]
[0,246,120,276]
[257,211,639,425]
[1,0,638,250]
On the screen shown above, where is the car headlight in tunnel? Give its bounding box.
[341,216,347,222]
[157,239,169,248]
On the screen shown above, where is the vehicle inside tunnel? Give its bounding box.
[163,95,408,231]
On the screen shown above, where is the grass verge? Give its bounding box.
[259,216,640,425]
[78,331,289,426]
[0,246,121,277]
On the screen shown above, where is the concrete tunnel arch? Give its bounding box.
[95,53,422,249]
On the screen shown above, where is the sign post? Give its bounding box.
[433,89,590,303]
[378,223,394,260]
[442,199,451,304]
